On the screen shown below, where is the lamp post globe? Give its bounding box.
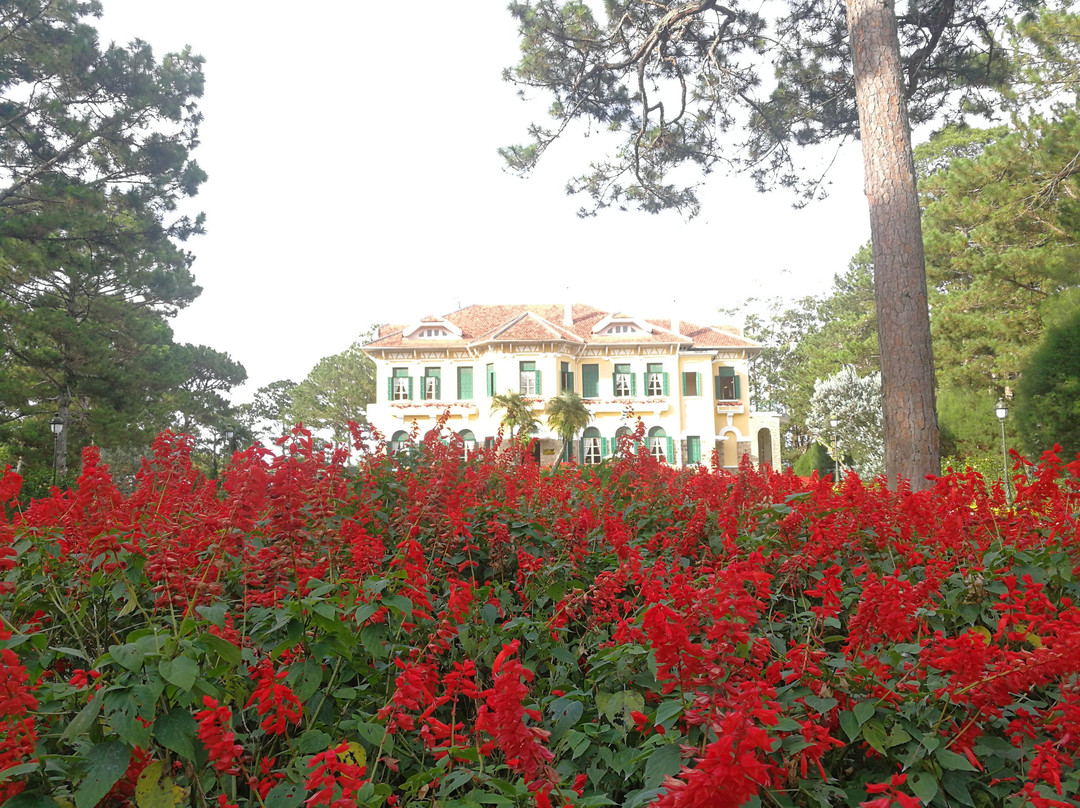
[49,413,63,487]
[995,398,1011,503]
[829,415,840,482]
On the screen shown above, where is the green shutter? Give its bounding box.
[387,377,393,400]
[666,437,674,464]
[458,367,473,400]
[611,373,618,395]
[535,370,542,396]
[688,436,701,464]
[407,377,414,399]
[601,437,609,457]
[578,439,585,464]
[582,364,599,397]
[569,372,575,393]
[714,375,721,399]
[663,372,669,396]
[630,374,637,396]
[734,375,741,399]
[642,373,649,394]
[695,373,702,397]
[435,377,441,399]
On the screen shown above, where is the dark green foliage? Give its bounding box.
[290,337,377,444]
[1014,311,1080,459]
[0,0,237,474]
[503,0,1034,212]
[792,441,836,478]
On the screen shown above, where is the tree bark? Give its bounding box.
[845,0,941,489]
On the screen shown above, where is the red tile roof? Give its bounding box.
[364,304,759,351]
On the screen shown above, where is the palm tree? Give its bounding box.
[491,390,540,441]
[546,391,591,463]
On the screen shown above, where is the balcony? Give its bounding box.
[383,401,479,418]
[715,400,744,415]
[586,397,670,415]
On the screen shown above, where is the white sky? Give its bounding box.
[94,1,872,397]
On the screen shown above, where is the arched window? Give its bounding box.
[459,429,476,460]
[647,426,670,463]
[615,426,632,455]
[582,426,602,465]
[390,431,408,453]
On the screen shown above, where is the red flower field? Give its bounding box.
[0,424,1078,808]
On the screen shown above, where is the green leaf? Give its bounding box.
[153,708,198,760]
[803,694,838,714]
[158,656,198,692]
[297,729,331,754]
[355,722,387,747]
[0,762,39,782]
[942,770,976,806]
[853,701,875,726]
[292,658,323,702]
[935,747,977,771]
[910,772,939,802]
[642,742,683,790]
[838,710,860,742]
[383,594,413,617]
[109,643,145,673]
[52,645,90,661]
[0,794,56,808]
[265,781,306,808]
[200,633,241,666]
[439,769,475,796]
[74,740,130,808]
[654,699,682,726]
[354,603,378,624]
[195,602,228,627]
[861,720,888,755]
[62,694,104,741]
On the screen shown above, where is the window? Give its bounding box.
[560,361,574,393]
[682,372,702,397]
[686,436,701,465]
[648,426,671,463]
[391,367,411,401]
[457,366,473,400]
[608,324,636,334]
[519,361,541,395]
[646,363,667,397]
[390,431,409,453]
[715,367,740,401]
[423,367,441,400]
[486,364,496,397]
[582,364,599,398]
[613,364,634,397]
[416,328,447,338]
[459,430,476,460]
[582,427,602,465]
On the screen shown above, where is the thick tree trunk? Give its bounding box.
[845,0,940,489]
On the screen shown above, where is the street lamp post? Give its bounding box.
[995,398,1011,503]
[49,413,64,487]
[829,415,840,482]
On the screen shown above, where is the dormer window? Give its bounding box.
[417,328,447,338]
[608,324,637,334]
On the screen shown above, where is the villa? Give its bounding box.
[362,303,781,469]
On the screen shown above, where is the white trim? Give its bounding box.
[591,313,654,334]
[402,319,463,338]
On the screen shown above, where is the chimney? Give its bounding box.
[563,301,573,327]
